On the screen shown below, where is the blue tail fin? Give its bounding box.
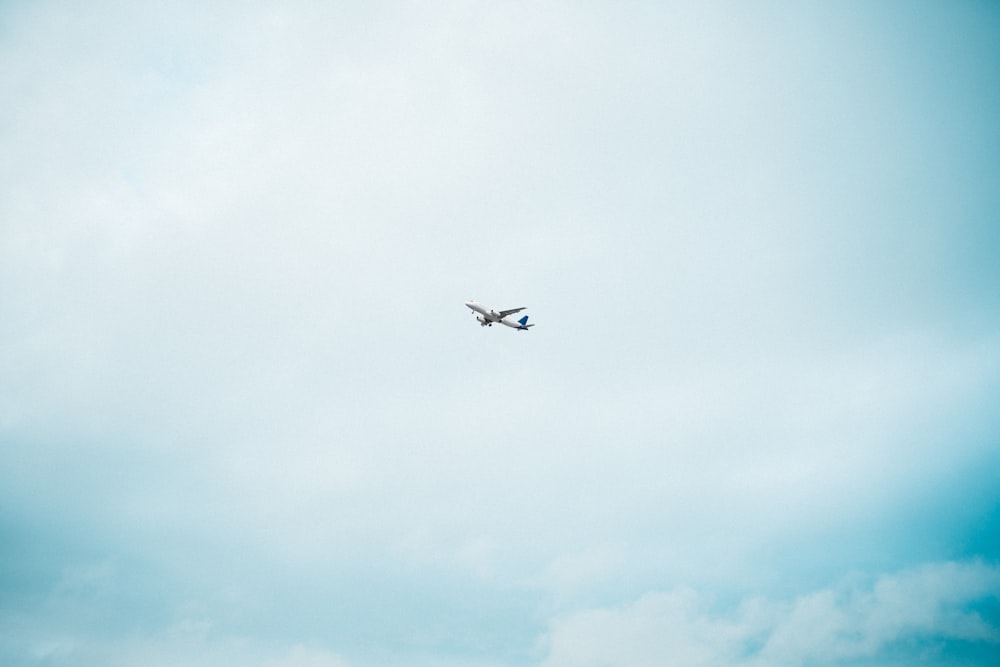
[518,315,529,325]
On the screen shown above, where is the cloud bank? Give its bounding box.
[543,561,1000,667]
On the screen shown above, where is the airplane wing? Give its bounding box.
[498,307,526,318]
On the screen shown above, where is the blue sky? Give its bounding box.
[1,1,999,665]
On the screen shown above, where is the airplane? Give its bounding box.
[464,300,535,331]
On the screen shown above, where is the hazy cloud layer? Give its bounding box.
[2,1,999,665]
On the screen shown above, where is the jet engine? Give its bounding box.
[476,316,491,326]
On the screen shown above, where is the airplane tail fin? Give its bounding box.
[518,315,535,330]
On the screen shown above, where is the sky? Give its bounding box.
[1,1,999,665]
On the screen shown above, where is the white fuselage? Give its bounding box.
[465,300,501,323]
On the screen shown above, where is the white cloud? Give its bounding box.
[1,606,352,667]
[259,644,350,667]
[541,560,1000,667]
[542,587,755,667]
[760,561,1000,664]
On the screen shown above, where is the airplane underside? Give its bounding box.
[466,301,533,331]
